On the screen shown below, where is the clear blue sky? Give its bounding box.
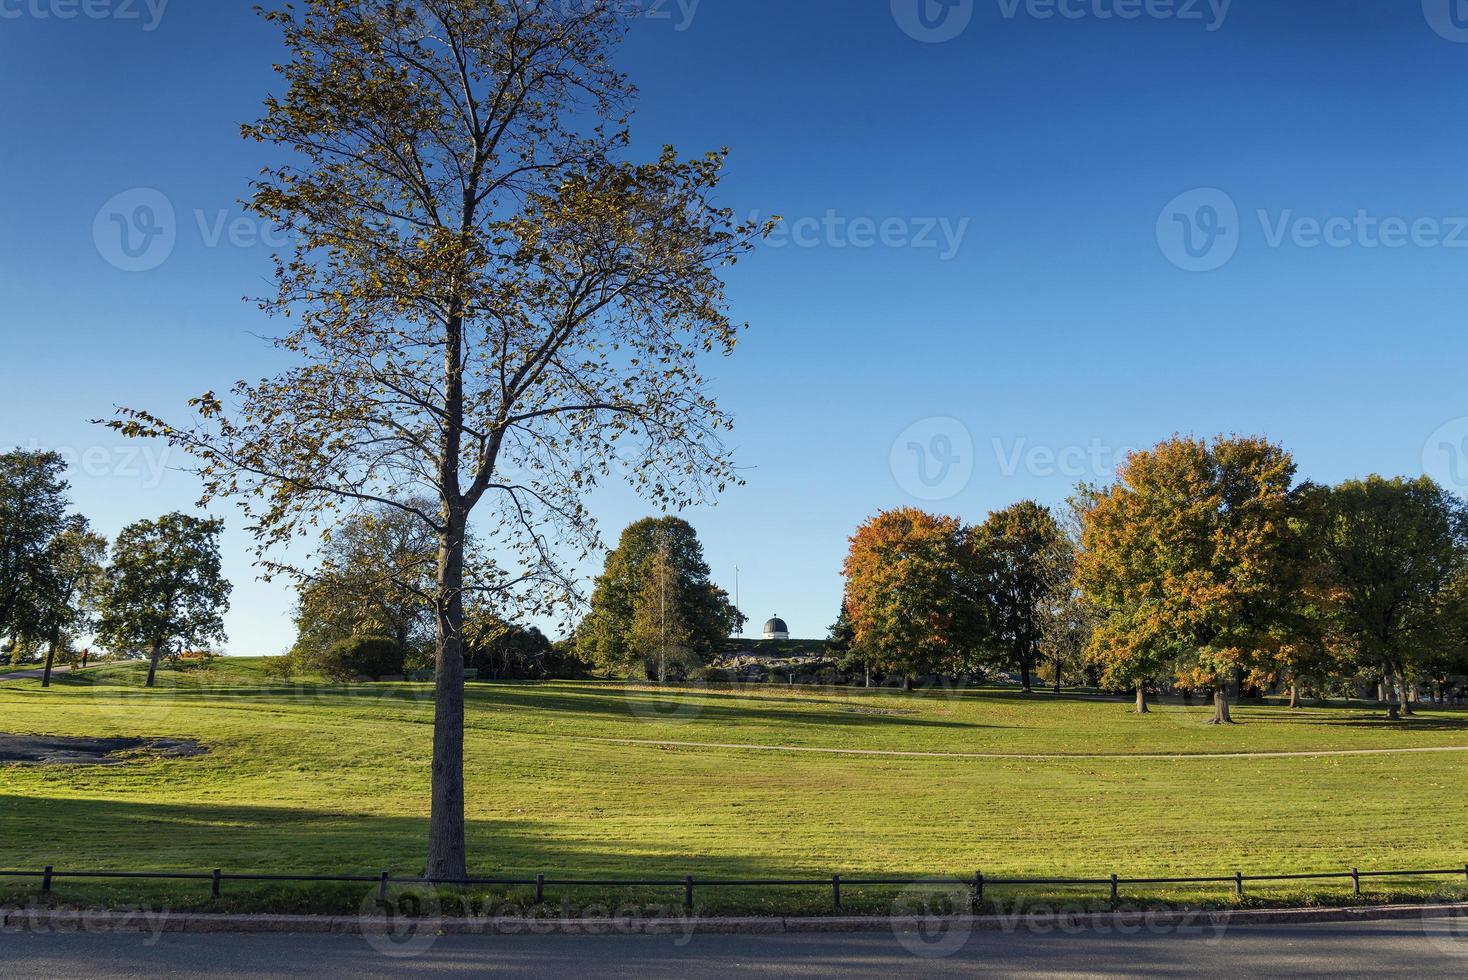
[4,0,1468,652]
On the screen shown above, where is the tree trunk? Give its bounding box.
[1020,664,1032,694]
[426,520,468,882]
[1053,657,1061,694]
[1135,684,1149,714]
[1396,667,1413,718]
[1288,679,1301,709]
[145,639,163,688]
[903,676,913,693]
[864,664,870,688]
[1209,680,1234,724]
[41,634,58,689]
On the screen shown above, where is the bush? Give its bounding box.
[317,636,406,682]
[260,655,295,681]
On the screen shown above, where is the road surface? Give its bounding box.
[1,917,1465,977]
[0,664,84,682]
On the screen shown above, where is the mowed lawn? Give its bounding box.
[2,658,1466,914]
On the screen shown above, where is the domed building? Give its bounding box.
[762,616,790,641]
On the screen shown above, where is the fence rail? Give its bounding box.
[2,863,1466,913]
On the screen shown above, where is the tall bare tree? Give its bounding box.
[105,1,767,878]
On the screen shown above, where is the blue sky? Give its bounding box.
[4,0,1468,652]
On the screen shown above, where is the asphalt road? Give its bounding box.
[2,918,1466,978]
[0,664,81,682]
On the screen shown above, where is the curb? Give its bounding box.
[2,903,1464,937]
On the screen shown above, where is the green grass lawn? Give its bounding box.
[2,658,1466,917]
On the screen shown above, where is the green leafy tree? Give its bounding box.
[96,514,231,687]
[0,450,70,649]
[579,517,741,673]
[36,517,108,688]
[290,504,439,661]
[103,1,768,878]
[629,539,691,681]
[972,500,1069,693]
[463,616,558,679]
[1077,435,1302,721]
[1319,476,1467,719]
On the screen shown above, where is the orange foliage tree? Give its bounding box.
[841,508,977,689]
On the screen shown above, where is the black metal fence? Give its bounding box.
[3,863,1467,914]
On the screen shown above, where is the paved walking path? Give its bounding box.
[578,734,1468,762]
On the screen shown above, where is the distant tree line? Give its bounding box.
[0,449,230,687]
[839,435,1468,721]
[283,503,582,682]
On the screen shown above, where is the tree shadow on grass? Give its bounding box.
[0,794,934,915]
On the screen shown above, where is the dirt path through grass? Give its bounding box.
[573,734,1468,761]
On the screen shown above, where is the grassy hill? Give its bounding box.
[2,659,1466,915]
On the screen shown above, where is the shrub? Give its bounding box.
[317,636,406,682]
[260,655,295,681]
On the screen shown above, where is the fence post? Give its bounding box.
[212,869,222,899]
[535,873,545,905]
[1350,868,1360,896]
[378,871,390,902]
[832,875,842,913]
[972,871,984,912]
[1109,874,1119,903]
[41,866,53,893]
[1234,872,1244,898]
[684,876,695,914]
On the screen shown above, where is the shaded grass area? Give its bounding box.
[1,660,1466,916]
